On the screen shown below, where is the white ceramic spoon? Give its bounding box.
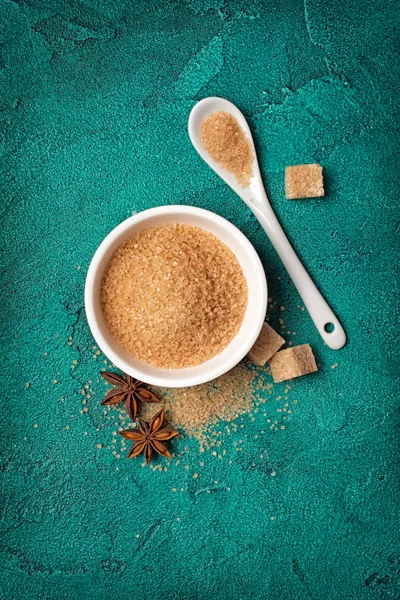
[188,97,346,350]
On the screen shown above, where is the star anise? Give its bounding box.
[119,409,179,463]
[100,371,160,421]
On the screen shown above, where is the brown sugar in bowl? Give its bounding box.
[85,205,267,388]
[101,223,248,370]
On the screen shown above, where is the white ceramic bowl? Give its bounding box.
[85,205,267,388]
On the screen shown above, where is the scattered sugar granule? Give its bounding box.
[268,344,318,383]
[101,224,248,369]
[200,111,253,187]
[285,164,324,199]
[247,322,285,366]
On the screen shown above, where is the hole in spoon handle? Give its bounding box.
[291,277,346,349]
[292,267,346,349]
[317,314,346,349]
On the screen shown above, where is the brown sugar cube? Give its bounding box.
[247,322,285,366]
[268,344,318,383]
[285,164,324,199]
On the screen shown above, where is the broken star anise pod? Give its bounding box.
[100,371,160,421]
[119,409,179,464]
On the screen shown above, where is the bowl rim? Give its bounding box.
[85,205,267,387]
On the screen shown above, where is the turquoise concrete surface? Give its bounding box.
[1,1,399,598]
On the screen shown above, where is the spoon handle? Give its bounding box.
[250,195,346,350]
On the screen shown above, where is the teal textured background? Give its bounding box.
[1,1,399,599]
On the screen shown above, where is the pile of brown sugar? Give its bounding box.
[200,111,254,187]
[101,224,248,369]
[156,362,259,435]
[139,360,276,447]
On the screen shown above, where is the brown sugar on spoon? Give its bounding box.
[200,111,254,187]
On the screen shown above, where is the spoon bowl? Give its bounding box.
[188,97,263,202]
